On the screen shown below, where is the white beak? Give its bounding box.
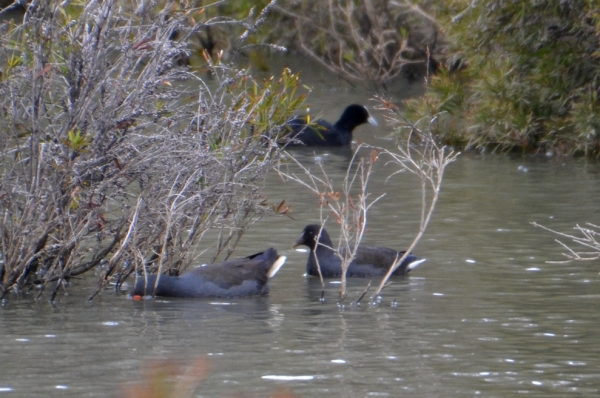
[407,258,426,271]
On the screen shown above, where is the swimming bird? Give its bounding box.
[131,248,286,298]
[293,225,424,277]
[281,104,378,146]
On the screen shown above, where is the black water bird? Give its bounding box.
[293,225,425,277]
[131,248,286,298]
[281,104,378,146]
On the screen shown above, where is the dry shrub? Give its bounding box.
[0,1,303,301]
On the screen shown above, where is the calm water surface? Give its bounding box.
[2,77,600,397]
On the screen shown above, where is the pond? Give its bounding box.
[1,67,600,397]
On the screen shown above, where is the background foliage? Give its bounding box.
[404,0,600,155]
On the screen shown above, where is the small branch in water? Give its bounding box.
[354,280,372,304]
[532,222,600,263]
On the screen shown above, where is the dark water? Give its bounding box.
[2,74,600,397]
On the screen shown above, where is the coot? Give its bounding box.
[281,104,377,146]
[131,248,286,298]
[294,225,424,277]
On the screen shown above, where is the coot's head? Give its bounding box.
[294,224,329,250]
[336,104,378,131]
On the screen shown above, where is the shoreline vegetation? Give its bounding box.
[2,1,599,155]
[0,0,596,301]
[151,0,599,156]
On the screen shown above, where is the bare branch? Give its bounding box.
[532,222,600,263]
[0,0,303,301]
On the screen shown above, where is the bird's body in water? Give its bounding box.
[294,225,425,277]
[281,104,377,146]
[131,248,286,298]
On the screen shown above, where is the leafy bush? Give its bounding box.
[404,0,600,155]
